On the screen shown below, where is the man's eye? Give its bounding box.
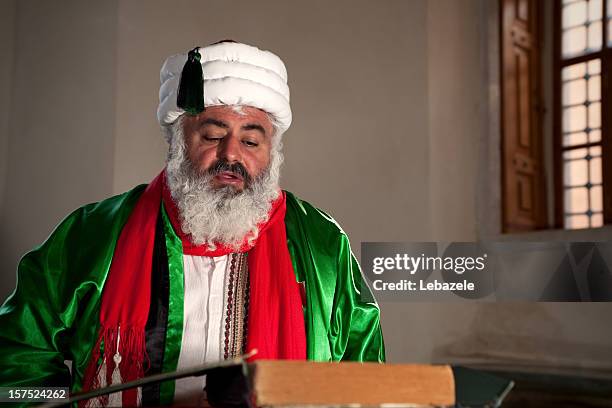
[204,135,223,142]
[243,140,259,147]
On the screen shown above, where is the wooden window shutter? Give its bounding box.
[501,0,548,232]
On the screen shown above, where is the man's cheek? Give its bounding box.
[196,153,216,172]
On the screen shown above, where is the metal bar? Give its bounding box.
[561,51,603,66]
[561,141,603,150]
[602,0,612,223]
[562,127,602,135]
[554,0,565,227]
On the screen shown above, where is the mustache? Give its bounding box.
[207,159,252,183]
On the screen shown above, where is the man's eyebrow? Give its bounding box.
[201,118,229,129]
[241,123,266,135]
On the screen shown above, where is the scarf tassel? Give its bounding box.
[81,326,149,407]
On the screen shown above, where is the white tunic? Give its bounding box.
[173,254,229,405]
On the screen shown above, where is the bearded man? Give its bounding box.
[0,41,385,406]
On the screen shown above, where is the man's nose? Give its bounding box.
[218,135,242,163]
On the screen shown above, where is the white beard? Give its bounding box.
[165,120,283,251]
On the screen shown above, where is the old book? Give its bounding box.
[248,360,455,407]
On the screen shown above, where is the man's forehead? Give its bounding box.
[195,106,273,128]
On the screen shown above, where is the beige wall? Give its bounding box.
[0,0,118,295]
[0,0,16,233]
[1,0,611,371]
[383,0,486,365]
[428,0,482,241]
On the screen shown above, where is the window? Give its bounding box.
[555,0,612,229]
[500,0,611,232]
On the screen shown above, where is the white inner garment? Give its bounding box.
[173,254,229,405]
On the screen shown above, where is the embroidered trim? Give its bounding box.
[223,253,249,359]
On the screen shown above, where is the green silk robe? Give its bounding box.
[0,185,385,398]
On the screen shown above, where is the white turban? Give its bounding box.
[157,41,292,134]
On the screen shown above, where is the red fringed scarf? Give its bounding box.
[81,170,306,407]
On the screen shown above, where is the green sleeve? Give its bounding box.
[284,191,385,363]
[332,234,386,362]
[0,239,70,387]
[0,187,144,392]
[0,212,80,389]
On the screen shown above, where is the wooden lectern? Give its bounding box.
[242,360,455,407]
